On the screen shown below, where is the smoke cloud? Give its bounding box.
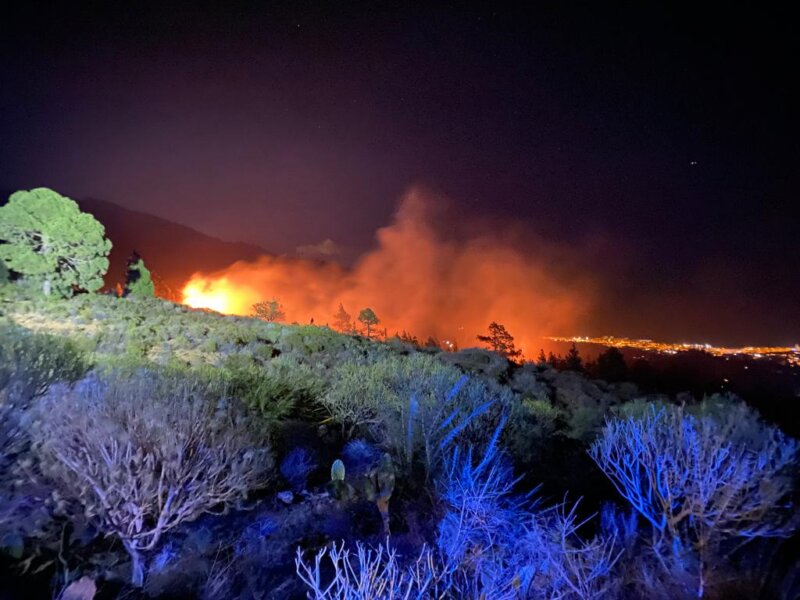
[183,187,593,356]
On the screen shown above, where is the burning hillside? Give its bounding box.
[183,188,593,356]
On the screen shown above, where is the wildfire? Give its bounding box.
[180,188,593,353]
[182,277,248,314]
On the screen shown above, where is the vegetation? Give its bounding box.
[332,302,354,333]
[0,189,797,598]
[252,297,285,322]
[477,321,521,360]
[0,188,112,297]
[124,251,155,297]
[357,307,379,338]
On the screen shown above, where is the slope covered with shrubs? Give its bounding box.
[1,285,797,599]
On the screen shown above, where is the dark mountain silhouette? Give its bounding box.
[75,197,270,299]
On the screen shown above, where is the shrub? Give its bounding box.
[589,401,798,597]
[504,396,565,465]
[322,354,509,479]
[0,324,89,403]
[437,433,620,599]
[280,448,317,492]
[214,354,325,429]
[31,370,274,587]
[295,541,440,599]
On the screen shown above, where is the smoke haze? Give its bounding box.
[183,188,593,355]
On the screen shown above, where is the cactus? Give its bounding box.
[331,459,345,481]
[328,454,395,533]
[327,459,355,502]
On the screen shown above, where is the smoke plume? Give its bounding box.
[183,187,593,356]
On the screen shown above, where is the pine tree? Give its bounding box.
[0,188,112,297]
[332,303,353,333]
[476,322,521,360]
[357,307,380,338]
[124,251,155,297]
[565,342,583,371]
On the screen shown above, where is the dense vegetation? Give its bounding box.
[1,190,798,599]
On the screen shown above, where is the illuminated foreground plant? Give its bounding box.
[32,372,273,586]
[589,403,798,597]
[299,414,619,600]
[296,541,440,599]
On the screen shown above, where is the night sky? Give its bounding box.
[1,2,798,345]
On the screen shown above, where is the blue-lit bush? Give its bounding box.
[30,370,275,587]
[280,447,317,492]
[590,401,798,597]
[297,410,620,599]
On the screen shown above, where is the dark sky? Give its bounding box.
[1,2,798,345]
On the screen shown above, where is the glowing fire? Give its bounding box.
[183,277,245,314]
[180,188,593,355]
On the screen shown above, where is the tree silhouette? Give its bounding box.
[477,322,521,360]
[358,307,380,338]
[0,188,112,297]
[124,251,155,297]
[252,298,285,322]
[564,343,583,371]
[333,303,354,333]
[595,347,627,381]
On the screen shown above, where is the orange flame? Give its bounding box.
[183,277,244,314]
[181,188,594,356]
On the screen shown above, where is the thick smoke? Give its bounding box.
[183,188,593,356]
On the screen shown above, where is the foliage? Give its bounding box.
[213,354,323,430]
[589,401,798,597]
[0,323,89,403]
[564,342,583,371]
[124,251,155,297]
[504,396,566,464]
[322,354,508,479]
[252,297,285,322]
[341,439,381,474]
[332,303,354,333]
[295,540,440,599]
[327,452,396,534]
[280,448,317,492]
[31,370,274,586]
[0,188,112,297]
[437,432,620,599]
[357,307,379,338]
[476,322,521,360]
[595,347,627,382]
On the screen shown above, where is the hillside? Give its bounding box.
[1,289,798,599]
[76,197,272,297]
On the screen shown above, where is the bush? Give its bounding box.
[295,540,439,599]
[31,370,274,587]
[205,354,325,430]
[0,323,89,403]
[280,448,317,492]
[323,354,510,478]
[589,401,798,597]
